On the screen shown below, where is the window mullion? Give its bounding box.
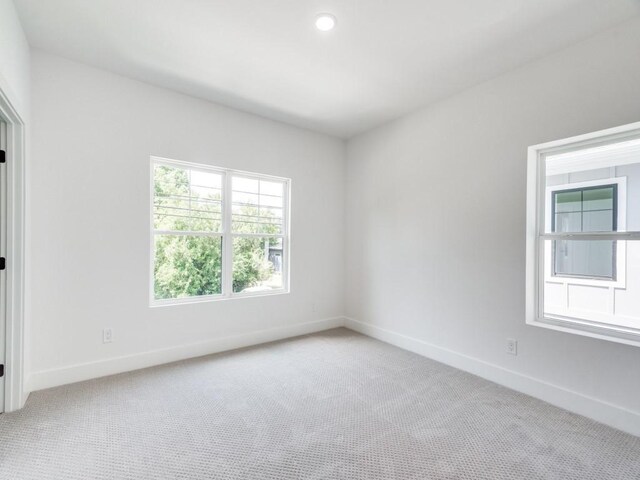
[188,169,192,231]
[230,233,285,239]
[153,230,223,237]
[223,171,233,296]
[580,190,584,232]
[540,232,640,241]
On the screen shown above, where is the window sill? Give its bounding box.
[150,288,290,308]
[527,314,640,348]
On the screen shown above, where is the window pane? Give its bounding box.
[233,176,259,194]
[190,170,222,192]
[583,210,613,232]
[554,240,614,278]
[554,191,582,213]
[550,184,616,278]
[232,175,285,235]
[554,212,581,233]
[260,180,284,197]
[582,187,613,211]
[546,137,640,231]
[233,237,284,293]
[154,164,222,232]
[543,238,640,328]
[537,132,640,336]
[154,235,222,300]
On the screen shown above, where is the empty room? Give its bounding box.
[1,0,640,478]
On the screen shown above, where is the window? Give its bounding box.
[527,122,640,346]
[151,157,289,305]
[231,175,287,293]
[551,183,617,279]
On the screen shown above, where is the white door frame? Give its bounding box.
[0,85,27,412]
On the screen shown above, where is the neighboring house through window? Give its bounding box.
[551,183,618,280]
[527,122,640,346]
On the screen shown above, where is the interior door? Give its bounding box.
[0,119,7,413]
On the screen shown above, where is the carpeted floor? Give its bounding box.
[0,328,639,479]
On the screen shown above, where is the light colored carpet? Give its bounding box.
[0,328,639,479]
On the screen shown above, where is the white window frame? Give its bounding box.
[150,156,291,306]
[526,121,640,347]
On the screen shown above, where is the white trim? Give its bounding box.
[152,156,289,183]
[149,156,291,306]
[546,137,640,175]
[28,314,640,437]
[0,119,5,414]
[0,86,27,412]
[150,292,225,307]
[154,230,224,237]
[526,315,640,347]
[529,121,640,159]
[222,169,233,295]
[29,317,345,392]
[344,317,640,437]
[526,122,640,347]
[541,232,640,240]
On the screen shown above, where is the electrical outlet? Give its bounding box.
[103,328,113,344]
[506,338,517,356]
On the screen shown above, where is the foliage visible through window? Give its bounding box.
[152,160,288,303]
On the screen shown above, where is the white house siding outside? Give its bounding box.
[545,162,640,330]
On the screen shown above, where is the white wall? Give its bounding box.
[0,0,30,117]
[346,18,640,432]
[22,8,640,435]
[28,51,345,390]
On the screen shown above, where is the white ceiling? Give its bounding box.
[14,0,640,138]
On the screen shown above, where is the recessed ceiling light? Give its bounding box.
[315,13,336,32]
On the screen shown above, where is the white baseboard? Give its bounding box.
[27,315,640,437]
[29,317,345,392]
[344,317,640,437]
